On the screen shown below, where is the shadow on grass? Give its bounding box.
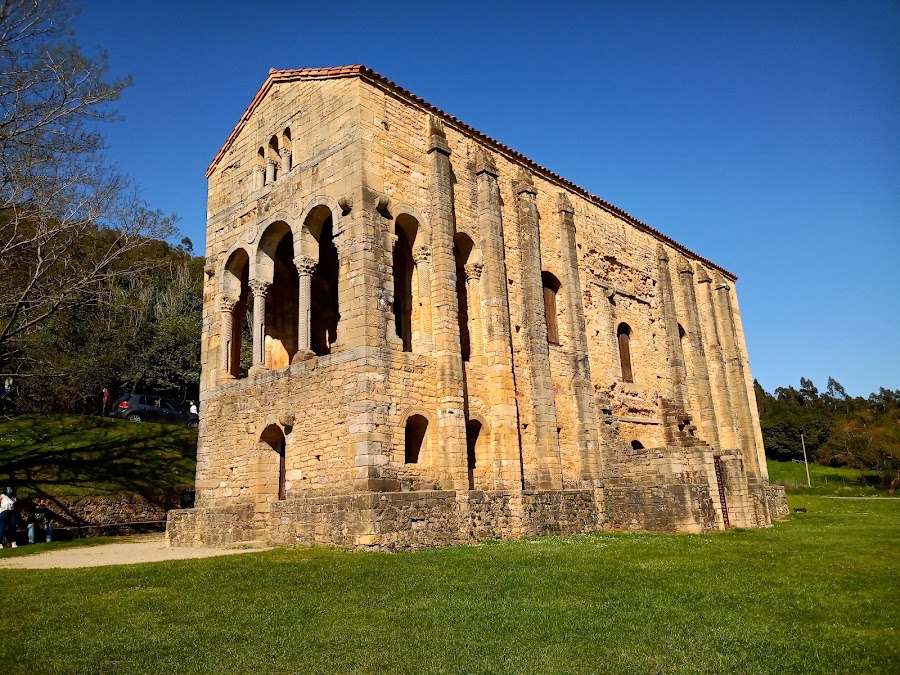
[0,414,196,525]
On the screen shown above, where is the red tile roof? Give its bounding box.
[207,65,737,280]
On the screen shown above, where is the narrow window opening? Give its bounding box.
[631,440,644,450]
[453,236,472,362]
[393,225,414,351]
[466,419,482,490]
[310,215,339,356]
[542,272,560,345]
[405,415,428,464]
[617,322,634,383]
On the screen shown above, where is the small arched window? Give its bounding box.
[631,439,644,450]
[405,414,428,464]
[617,322,633,383]
[542,272,561,345]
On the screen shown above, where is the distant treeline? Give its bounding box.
[755,378,900,491]
[8,236,203,414]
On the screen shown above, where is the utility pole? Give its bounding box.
[801,433,811,487]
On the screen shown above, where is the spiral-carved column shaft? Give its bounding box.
[249,280,270,370]
[294,255,317,354]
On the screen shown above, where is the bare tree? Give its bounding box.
[0,0,176,374]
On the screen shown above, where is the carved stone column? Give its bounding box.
[696,268,738,450]
[475,147,521,490]
[253,165,265,191]
[279,147,292,175]
[677,259,720,449]
[714,275,760,478]
[464,261,484,358]
[412,243,433,347]
[512,169,562,490]
[657,245,691,435]
[265,158,276,185]
[293,255,317,359]
[426,115,468,490]
[219,296,237,379]
[558,193,601,486]
[249,279,270,374]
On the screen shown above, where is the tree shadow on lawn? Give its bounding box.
[0,414,196,525]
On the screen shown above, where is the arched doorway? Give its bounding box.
[304,206,340,356]
[260,424,287,501]
[257,222,299,369]
[223,248,250,378]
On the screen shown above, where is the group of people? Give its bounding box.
[0,487,54,548]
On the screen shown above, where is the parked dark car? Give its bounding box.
[109,394,199,427]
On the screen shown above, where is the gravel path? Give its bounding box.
[0,534,270,569]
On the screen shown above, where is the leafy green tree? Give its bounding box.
[0,0,176,377]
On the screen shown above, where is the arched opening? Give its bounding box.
[405,414,428,464]
[223,249,250,378]
[268,135,279,159]
[453,233,474,362]
[305,207,340,356]
[260,424,287,501]
[257,222,299,369]
[631,439,644,450]
[617,322,634,383]
[542,272,561,345]
[393,218,416,352]
[281,127,292,170]
[466,419,482,490]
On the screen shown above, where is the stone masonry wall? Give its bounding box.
[176,67,787,551]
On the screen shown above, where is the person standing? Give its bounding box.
[101,388,112,417]
[27,499,52,544]
[0,487,17,548]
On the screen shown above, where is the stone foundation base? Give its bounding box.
[766,485,789,520]
[167,483,764,551]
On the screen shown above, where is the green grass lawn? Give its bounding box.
[0,413,196,499]
[767,459,887,496]
[0,495,896,674]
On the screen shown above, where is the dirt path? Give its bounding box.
[0,534,270,570]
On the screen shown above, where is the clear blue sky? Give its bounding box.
[72,0,899,397]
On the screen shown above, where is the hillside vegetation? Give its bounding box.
[0,414,196,500]
[756,377,900,492]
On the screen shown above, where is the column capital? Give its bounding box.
[279,147,291,157]
[556,192,575,215]
[249,279,270,297]
[475,147,499,178]
[412,243,431,265]
[220,296,238,313]
[293,255,317,275]
[265,157,277,166]
[253,164,265,174]
[427,115,450,155]
[513,169,537,197]
[464,261,483,281]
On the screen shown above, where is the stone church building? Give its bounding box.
[167,66,787,550]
